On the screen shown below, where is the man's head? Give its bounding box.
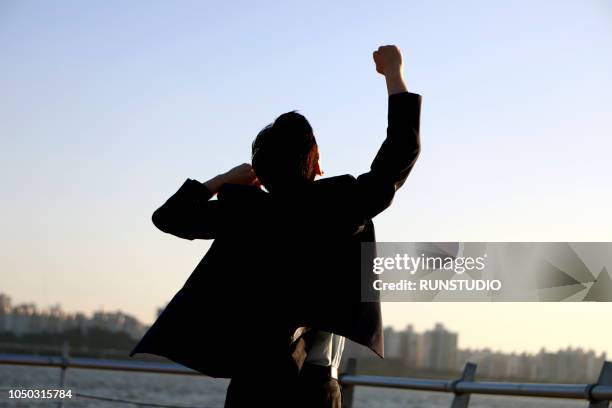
[252,111,321,191]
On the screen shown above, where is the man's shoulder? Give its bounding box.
[217,184,267,201]
[310,175,360,199]
[215,175,360,203]
[313,174,358,187]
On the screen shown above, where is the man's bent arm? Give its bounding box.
[152,179,221,240]
[152,164,259,240]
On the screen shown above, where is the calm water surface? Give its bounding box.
[0,365,585,407]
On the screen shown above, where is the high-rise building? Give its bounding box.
[0,294,12,331]
[400,324,424,368]
[0,294,11,313]
[384,326,403,358]
[422,323,458,371]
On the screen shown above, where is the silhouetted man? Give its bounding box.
[131,45,422,408]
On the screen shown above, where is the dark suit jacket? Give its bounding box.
[130,92,422,378]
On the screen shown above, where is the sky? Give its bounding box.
[1,1,612,356]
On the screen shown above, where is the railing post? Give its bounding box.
[342,358,357,408]
[588,361,612,408]
[449,362,477,408]
[57,341,69,408]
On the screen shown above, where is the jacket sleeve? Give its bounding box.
[355,92,422,220]
[151,178,223,240]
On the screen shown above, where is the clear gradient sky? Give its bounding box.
[1,1,612,356]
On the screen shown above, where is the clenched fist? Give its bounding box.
[373,45,408,95]
[373,45,403,77]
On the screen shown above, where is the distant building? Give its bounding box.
[422,323,458,371]
[400,324,424,368]
[11,303,37,336]
[0,293,11,313]
[0,294,12,331]
[384,326,403,358]
[535,347,607,383]
[91,310,146,339]
[506,352,535,380]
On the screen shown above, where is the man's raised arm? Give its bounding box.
[355,45,422,219]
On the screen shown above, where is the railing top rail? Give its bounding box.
[0,353,199,376]
[339,374,450,392]
[339,374,612,400]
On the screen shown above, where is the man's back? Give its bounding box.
[130,90,421,376]
[131,45,422,407]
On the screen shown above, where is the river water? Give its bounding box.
[0,365,585,407]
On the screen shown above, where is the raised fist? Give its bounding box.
[373,45,403,77]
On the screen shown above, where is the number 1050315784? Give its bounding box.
[7,389,73,399]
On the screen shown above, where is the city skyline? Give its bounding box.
[3,288,607,384]
[1,291,610,361]
[0,292,147,340]
[345,323,607,383]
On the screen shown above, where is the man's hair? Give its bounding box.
[251,111,319,191]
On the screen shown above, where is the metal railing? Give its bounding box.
[341,358,612,408]
[1,348,611,408]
